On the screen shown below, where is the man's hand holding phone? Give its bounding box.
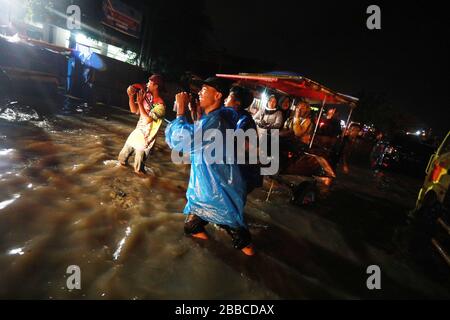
[175,92,190,117]
[127,85,137,97]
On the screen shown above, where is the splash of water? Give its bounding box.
[0,106,40,122]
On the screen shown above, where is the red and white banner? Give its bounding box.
[101,0,143,38]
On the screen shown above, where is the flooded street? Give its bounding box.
[0,100,279,299]
[0,100,449,299]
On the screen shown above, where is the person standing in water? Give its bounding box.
[118,74,166,175]
[165,77,255,256]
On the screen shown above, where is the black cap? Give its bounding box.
[201,77,229,98]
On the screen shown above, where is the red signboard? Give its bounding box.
[102,0,142,38]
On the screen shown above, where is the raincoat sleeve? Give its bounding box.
[165,116,194,153]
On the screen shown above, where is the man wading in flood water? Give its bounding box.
[165,77,255,256]
[118,74,166,175]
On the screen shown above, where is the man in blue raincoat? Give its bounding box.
[165,77,254,256]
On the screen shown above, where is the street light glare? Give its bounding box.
[75,33,86,43]
[260,91,268,108]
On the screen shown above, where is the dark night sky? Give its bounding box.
[204,1,449,135]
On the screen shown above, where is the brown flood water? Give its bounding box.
[1,101,449,300]
[0,102,283,299]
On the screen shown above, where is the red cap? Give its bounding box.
[149,74,163,87]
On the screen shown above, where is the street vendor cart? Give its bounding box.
[217,72,358,205]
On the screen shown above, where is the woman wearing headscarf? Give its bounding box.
[253,94,284,140]
[278,95,292,124]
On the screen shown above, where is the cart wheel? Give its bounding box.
[291,182,317,206]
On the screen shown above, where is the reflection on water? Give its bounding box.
[8,247,25,256]
[0,148,14,156]
[0,193,21,210]
[113,226,132,261]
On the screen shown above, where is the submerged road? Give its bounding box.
[0,100,449,299]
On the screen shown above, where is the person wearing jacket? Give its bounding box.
[165,77,255,256]
[253,94,283,142]
[224,86,262,194]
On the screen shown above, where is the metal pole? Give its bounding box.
[345,107,354,130]
[337,105,354,147]
[309,96,327,149]
[265,179,275,202]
